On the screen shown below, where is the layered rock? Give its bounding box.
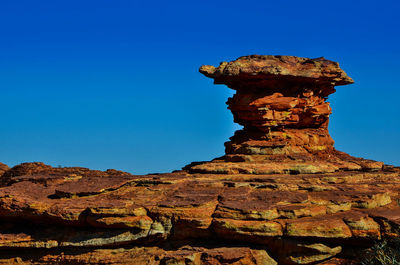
[0,162,9,177]
[0,55,398,265]
[189,55,383,174]
[0,161,399,264]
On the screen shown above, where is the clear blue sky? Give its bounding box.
[1,0,399,174]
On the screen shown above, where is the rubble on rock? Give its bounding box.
[0,55,398,265]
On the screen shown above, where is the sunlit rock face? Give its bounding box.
[0,56,399,265]
[189,55,383,175]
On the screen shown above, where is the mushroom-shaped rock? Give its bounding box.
[188,55,382,174]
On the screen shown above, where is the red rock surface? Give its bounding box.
[0,163,9,178]
[191,55,383,174]
[0,55,398,265]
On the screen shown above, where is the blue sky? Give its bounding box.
[0,0,399,174]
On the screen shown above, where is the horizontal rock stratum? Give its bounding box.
[0,55,399,265]
[191,55,383,175]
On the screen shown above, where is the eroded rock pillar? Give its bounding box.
[187,55,383,174]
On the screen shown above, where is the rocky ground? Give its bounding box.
[0,55,398,264]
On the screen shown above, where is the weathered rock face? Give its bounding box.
[0,163,9,178]
[189,55,383,175]
[0,55,398,265]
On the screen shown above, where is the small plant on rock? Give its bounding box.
[361,240,400,265]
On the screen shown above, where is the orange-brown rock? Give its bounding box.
[0,163,399,264]
[0,55,398,265]
[190,55,383,174]
[0,163,9,178]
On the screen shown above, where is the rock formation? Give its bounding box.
[0,163,9,177]
[0,55,399,265]
[188,55,383,175]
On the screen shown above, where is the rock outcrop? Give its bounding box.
[0,163,9,178]
[0,55,398,265]
[189,55,383,175]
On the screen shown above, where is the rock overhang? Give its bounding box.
[200,55,354,93]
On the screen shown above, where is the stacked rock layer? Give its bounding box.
[0,56,399,265]
[189,55,383,175]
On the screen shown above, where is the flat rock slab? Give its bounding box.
[200,55,354,88]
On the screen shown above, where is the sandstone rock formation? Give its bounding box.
[0,163,9,178]
[0,55,399,265]
[189,55,383,175]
